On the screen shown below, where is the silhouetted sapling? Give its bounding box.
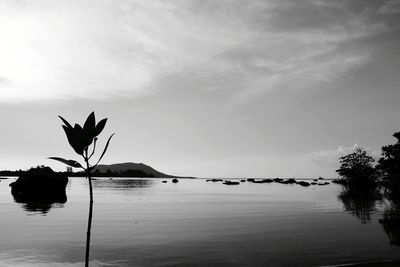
[49,112,114,267]
[336,147,377,187]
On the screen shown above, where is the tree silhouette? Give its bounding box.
[49,112,114,267]
[336,147,376,187]
[377,131,400,196]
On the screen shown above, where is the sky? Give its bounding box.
[1,0,400,178]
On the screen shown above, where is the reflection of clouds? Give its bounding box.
[0,253,121,267]
[92,179,153,189]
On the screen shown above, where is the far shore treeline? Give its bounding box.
[2,131,400,184]
[0,167,155,178]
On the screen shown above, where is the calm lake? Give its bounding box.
[1,177,399,266]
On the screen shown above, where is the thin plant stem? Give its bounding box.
[85,157,93,267]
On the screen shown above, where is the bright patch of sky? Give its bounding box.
[0,0,392,102]
[1,0,400,177]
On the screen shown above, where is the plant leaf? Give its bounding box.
[94,118,107,137]
[73,124,86,155]
[62,125,83,155]
[48,157,83,168]
[83,112,96,136]
[93,133,115,167]
[58,115,72,129]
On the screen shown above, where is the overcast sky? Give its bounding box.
[1,0,400,177]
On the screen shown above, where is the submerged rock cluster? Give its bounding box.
[206,177,330,187]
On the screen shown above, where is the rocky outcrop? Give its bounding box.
[10,167,68,203]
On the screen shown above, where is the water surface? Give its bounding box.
[1,177,399,266]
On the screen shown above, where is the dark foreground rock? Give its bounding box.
[9,167,68,210]
[172,178,179,183]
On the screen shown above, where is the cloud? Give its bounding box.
[0,76,10,86]
[378,0,400,14]
[0,0,389,102]
[305,144,381,168]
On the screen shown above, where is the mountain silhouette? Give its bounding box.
[93,162,181,178]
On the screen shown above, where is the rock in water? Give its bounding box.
[223,180,240,185]
[172,178,179,183]
[206,179,223,182]
[280,178,297,184]
[297,181,311,187]
[9,166,68,203]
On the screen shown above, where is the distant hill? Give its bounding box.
[93,162,179,178]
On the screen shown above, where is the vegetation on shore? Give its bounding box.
[0,166,155,178]
[336,131,400,195]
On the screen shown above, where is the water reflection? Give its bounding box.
[12,192,67,215]
[92,178,153,189]
[0,251,121,267]
[379,198,400,246]
[337,185,400,247]
[338,185,382,223]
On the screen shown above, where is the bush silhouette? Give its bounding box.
[336,147,376,187]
